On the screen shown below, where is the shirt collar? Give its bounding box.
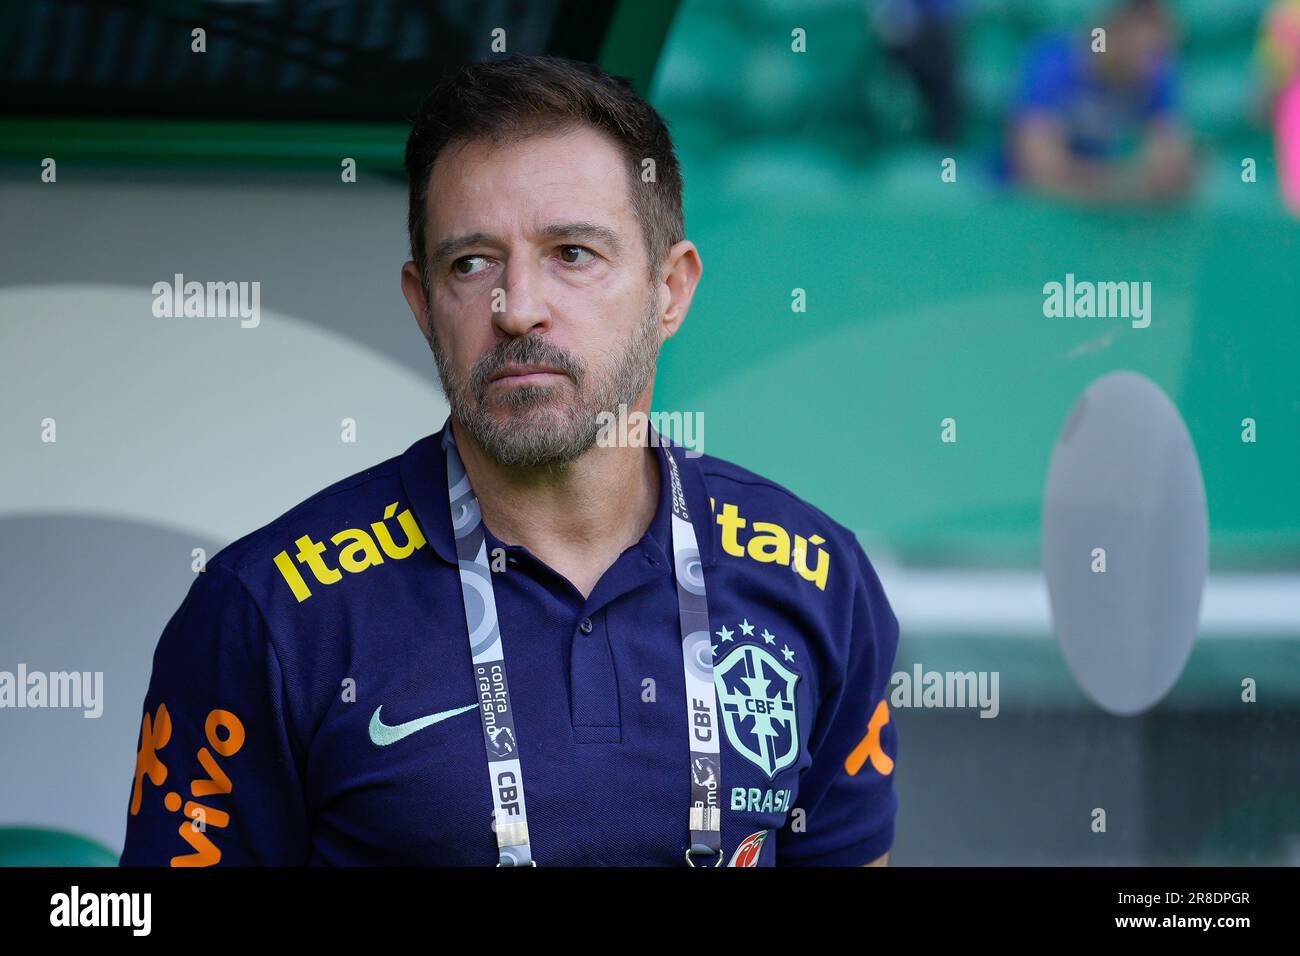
[399,416,716,570]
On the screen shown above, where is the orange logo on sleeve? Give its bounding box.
[128,702,248,866]
[130,704,172,815]
[844,699,894,777]
[170,708,246,867]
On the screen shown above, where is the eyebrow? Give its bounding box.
[429,221,624,267]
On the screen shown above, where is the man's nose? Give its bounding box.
[493,259,551,337]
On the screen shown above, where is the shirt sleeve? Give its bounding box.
[776,538,900,866]
[119,561,310,866]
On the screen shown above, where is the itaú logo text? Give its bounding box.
[710,500,830,591]
[272,502,426,602]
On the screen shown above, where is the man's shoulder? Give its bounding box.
[692,451,897,668]
[695,452,850,531]
[1018,32,1080,92]
[207,439,431,583]
[1025,31,1076,69]
[692,451,866,576]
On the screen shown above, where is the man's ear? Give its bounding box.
[401,260,433,342]
[657,240,703,342]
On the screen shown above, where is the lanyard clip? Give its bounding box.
[685,846,725,868]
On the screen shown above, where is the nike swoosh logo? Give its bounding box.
[369,703,478,747]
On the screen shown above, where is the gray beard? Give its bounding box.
[428,290,661,469]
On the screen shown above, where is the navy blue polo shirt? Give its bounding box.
[119,417,900,867]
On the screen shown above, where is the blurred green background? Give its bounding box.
[644,0,1299,865]
[652,0,1297,571]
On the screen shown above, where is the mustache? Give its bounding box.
[469,336,585,398]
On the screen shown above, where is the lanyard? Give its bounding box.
[443,425,724,866]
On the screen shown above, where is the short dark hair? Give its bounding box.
[404,53,684,290]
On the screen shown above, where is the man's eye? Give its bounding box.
[558,245,595,265]
[453,255,488,276]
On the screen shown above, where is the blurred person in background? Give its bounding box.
[871,0,965,143]
[1004,0,1194,203]
[1257,0,1300,213]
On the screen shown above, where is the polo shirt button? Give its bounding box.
[579,617,594,635]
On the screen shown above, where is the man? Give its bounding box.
[119,54,900,867]
[1005,0,1195,202]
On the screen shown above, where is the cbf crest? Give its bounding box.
[712,621,802,779]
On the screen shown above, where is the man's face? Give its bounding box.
[415,125,663,468]
[1109,12,1171,85]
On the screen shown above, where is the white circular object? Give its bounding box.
[1042,371,1209,715]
